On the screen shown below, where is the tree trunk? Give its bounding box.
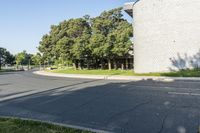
[0,60,1,70]
[73,60,78,70]
[28,59,30,70]
[95,58,99,69]
[108,59,112,70]
[39,63,41,70]
[101,59,104,70]
[78,63,81,70]
[113,59,117,70]
[78,60,83,70]
[66,59,70,68]
[73,63,76,70]
[87,61,90,70]
[48,60,50,68]
[43,62,45,69]
[0,53,2,70]
[121,63,124,70]
[126,58,129,70]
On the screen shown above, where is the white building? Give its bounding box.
[124,0,200,73]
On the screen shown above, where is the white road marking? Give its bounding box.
[134,85,200,91]
[168,92,200,96]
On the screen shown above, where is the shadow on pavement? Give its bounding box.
[0,90,34,99]
[0,79,200,133]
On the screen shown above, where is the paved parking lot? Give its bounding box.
[0,71,200,133]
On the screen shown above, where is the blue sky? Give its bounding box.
[0,0,133,54]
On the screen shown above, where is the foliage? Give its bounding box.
[38,7,133,70]
[0,117,91,133]
[0,47,15,70]
[15,50,32,66]
[31,53,42,66]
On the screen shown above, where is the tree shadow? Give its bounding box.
[0,71,22,75]
[0,83,11,86]
[0,90,33,99]
[169,50,200,71]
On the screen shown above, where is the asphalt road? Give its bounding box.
[1,71,200,133]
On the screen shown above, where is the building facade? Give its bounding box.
[124,0,200,73]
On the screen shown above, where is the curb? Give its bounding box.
[33,71,108,80]
[33,71,200,82]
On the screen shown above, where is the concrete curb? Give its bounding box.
[33,71,108,80]
[33,71,200,82]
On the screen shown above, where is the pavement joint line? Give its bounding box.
[0,115,112,133]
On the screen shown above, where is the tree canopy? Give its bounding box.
[15,51,33,66]
[38,7,133,70]
[0,47,15,70]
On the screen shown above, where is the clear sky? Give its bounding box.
[0,0,133,54]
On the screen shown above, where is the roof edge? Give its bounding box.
[123,1,140,17]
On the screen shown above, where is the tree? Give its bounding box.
[55,37,74,66]
[38,7,133,70]
[89,34,107,69]
[90,7,132,70]
[109,21,133,69]
[15,51,27,66]
[65,18,91,69]
[0,48,4,70]
[5,51,15,65]
[31,53,42,66]
[39,18,92,69]
[38,34,53,66]
[0,47,15,70]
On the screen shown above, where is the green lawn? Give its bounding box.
[49,69,200,77]
[0,117,91,133]
[160,69,200,77]
[50,69,136,76]
[0,69,15,73]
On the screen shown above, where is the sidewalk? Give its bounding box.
[34,71,200,82]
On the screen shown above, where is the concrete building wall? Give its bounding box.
[133,0,200,73]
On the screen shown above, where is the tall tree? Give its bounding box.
[31,53,42,66]
[110,21,133,69]
[15,51,31,66]
[61,18,90,69]
[90,7,132,70]
[0,48,4,70]
[38,7,133,70]
[38,34,54,65]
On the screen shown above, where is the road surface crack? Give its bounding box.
[157,102,177,133]
[105,99,152,125]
